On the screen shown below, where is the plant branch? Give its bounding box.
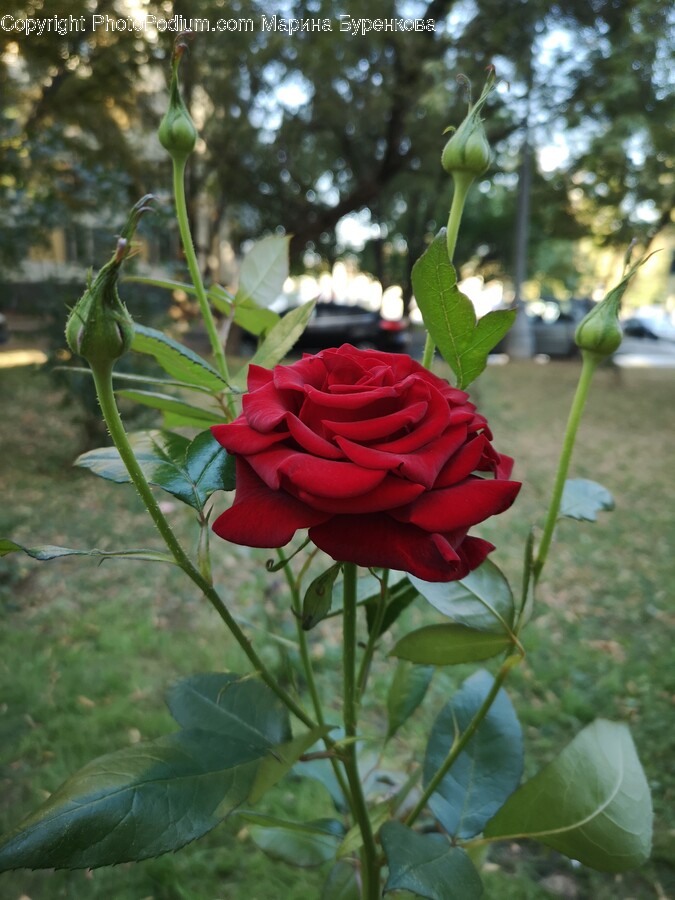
[533,351,599,582]
[172,159,236,419]
[342,562,380,898]
[91,363,314,729]
[405,654,522,829]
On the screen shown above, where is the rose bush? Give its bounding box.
[211,344,520,581]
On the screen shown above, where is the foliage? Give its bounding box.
[0,46,664,900]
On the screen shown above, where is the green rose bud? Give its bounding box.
[441,69,496,182]
[158,38,197,163]
[65,196,153,370]
[575,245,656,362]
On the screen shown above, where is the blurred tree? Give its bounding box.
[2,0,673,304]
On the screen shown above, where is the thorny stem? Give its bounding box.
[342,562,380,898]
[276,550,353,807]
[533,351,599,582]
[356,568,390,699]
[91,363,314,729]
[172,159,236,419]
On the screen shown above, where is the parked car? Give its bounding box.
[526,298,593,357]
[622,317,660,340]
[244,300,410,354]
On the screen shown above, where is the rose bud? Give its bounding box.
[441,69,495,182]
[575,246,656,362]
[158,37,197,164]
[65,196,152,368]
[211,345,520,583]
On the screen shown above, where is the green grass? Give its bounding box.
[0,359,673,899]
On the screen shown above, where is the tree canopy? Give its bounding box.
[2,0,673,296]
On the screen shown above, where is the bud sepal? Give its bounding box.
[575,246,657,363]
[65,196,153,370]
[158,36,197,164]
[441,69,496,186]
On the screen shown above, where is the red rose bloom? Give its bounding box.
[211,345,520,582]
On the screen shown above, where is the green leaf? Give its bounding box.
[365,578,421,637]
[236,235,290,309]
[386,661,434,740]
[424,670,523,838]
[411,231,515,389]
[301,563,343,630]
[63,366,215,394]
[0,539,173,565]
[116,389,224,428]
[484,719,652,872]
[321,861,360,900]
[410,560,515,635]
[132,324,229,393]
[391,624,511,666]
[381,822,483,899]
[235,300,316,384]
[249,728,326,804]
[0,729,264,871]
[166,673,291,750]
[76,430,231,510]
[560,478,615,522]
[241,813,344,867]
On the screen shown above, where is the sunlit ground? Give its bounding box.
[0,349,48,368]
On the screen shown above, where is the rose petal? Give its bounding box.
[337,425,467,488]
[323,401,428,442]
[211,418,289,455]
[244,379,297,432]
[394,477,521,531]
[212,459,328,547]
[295,473,426,514]
[434,435,490,487]
[249,445,387,497]
[309,514,483,582]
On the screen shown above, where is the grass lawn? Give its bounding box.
[0,357,673,899]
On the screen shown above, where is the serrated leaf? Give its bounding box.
[484,719,652,871]
[410,560,515,635]
[132,324,229,393]
[0,539,173,564]
[386,661,434,740]
[117,389,224,427]
[243,814,343,867]
[424,670,523,838]
[381,822,483,899]
[75,430,231,510]
[0,729,264,871]
[165,673,291,751]
[411,231,515,389]
[234,300,316,385]
[560,478,615,522]
[236,235,290,309]
[302,563,342,630]
[391,624,511,666]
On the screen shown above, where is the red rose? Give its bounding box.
[211,344,520,582]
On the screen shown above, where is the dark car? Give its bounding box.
[622,317,660,340]
[526,298,594,357]
[272,301,410,354]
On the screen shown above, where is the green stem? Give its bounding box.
[405,654,522,829]
[356,569,390,699]
[421,174,473,371]
[277,551,352,806]
[533,351,599,582]
[91,363,313,729]
[342,562,380,899]
[172,160,236,418]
